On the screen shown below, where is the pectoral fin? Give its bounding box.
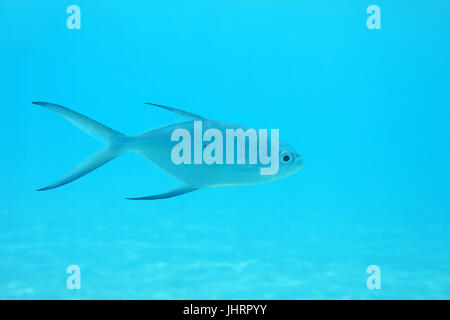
[126,184,198,200]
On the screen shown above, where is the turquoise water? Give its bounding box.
[1,1,450,299]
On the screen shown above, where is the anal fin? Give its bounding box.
[126,185,197,200]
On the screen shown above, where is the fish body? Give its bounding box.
[33,102,303,199]
[130,119,302,188]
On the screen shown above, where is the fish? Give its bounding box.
[33,101,303,200]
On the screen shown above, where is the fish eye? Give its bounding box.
[280,151,294,164]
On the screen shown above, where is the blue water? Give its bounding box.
[1,1,450,299]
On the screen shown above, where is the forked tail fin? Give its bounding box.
[33,102,127,191]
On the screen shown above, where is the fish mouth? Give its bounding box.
[296,153,304,169]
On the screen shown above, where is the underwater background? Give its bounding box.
[1,0,450,299]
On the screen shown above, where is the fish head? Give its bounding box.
[274,140,303,179]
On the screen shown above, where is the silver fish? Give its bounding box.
[33,102,303,200]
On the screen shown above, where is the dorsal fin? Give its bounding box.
[145,102,204,120]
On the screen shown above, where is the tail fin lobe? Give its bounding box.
[36,147,124,191]
[32,102,123,142]
[34,101,127,191]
